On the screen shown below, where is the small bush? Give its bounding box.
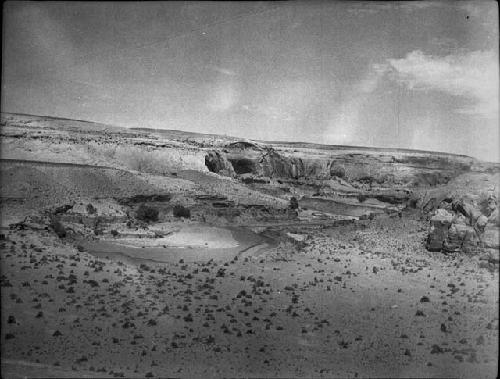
[86,203,97,215]
[289,197,299,210]
[136,204,159,222]
[173,205,191,219]
[50,220,66,238]
[357,194,367,203]
[358,176,373,185]
[110,229,119,237]
[330,166,346,178]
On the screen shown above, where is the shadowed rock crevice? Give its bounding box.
[228,158,255,175]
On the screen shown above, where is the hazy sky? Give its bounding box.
[2,1,499,161]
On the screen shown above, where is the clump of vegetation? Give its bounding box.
[330,166,346,178]
[86,203,97,215]
[136,204,159,222]
[173,205,191,219]
[50,219,66,238]
[358,176,374,185]
[289,197,299,210]
[110,229,119,237]
[357,194,367,203]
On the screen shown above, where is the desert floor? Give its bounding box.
[1,216,498,378]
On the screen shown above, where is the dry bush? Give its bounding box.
[289,197,299,209]
[50,219,66,238]
[330,166,346,178]
[136,204,159,222]
[173,205,191,219]
[86,203,97,215]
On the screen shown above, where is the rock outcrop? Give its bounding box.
[426,193,500,259]
[205,141,475,190]
[427,209,455,252]
[205,150,236,177]
[222,142,305,179]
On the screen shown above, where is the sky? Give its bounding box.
[2,1,499,161]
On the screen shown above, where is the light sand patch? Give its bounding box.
[115,225,239,249]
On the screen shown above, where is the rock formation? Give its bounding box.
[426,193,499,260]
[204,141,474,190]
[204,150,236,177]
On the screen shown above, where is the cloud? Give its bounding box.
[387,50,498,118]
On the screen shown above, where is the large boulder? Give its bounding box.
[444,222,479,253]
[427,209,454,251]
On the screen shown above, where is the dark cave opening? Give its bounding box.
[228,158,254,175]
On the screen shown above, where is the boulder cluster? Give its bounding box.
[427,192,499,260]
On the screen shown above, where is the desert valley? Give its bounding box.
[0,112,498,378]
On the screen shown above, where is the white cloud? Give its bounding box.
[388,50,498,119]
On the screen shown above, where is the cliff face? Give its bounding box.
[206,142,305,179]
[205,141,476,188]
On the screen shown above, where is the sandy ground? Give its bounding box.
[114,225,240,249]
[1,217,498,378]
[80,225,272,264]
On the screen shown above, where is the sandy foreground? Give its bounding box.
[1,217,498,378]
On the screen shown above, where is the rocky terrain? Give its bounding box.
[1,112,499,378]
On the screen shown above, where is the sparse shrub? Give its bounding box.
[173,205,191,219]
[110,229,119,238]
[289,197,299,210]
[50,219,66,238]
[330,166,346,178]
[357,194,367,203]
[86,203,97,215]
[358,176,373,184]
[136,204,159,222]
